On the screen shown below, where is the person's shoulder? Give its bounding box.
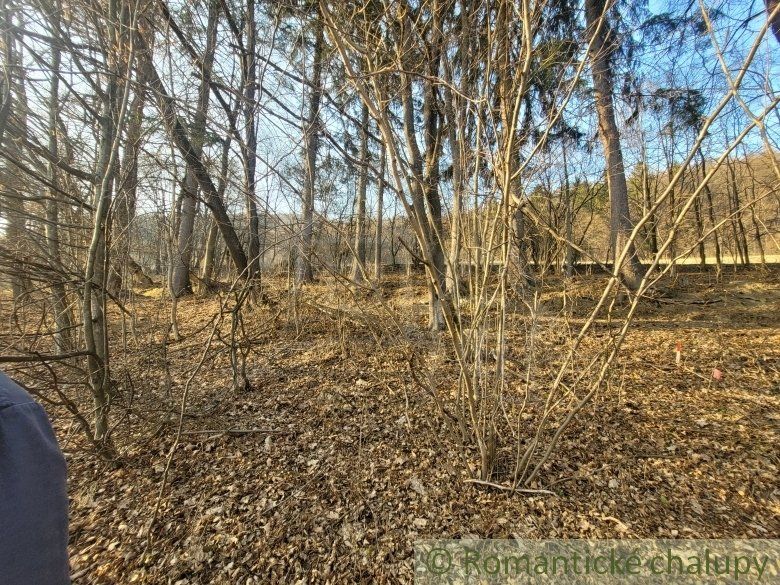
[0,371,35,412]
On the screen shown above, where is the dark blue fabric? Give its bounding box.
[0,371,70,584]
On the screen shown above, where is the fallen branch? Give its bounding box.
[465,478,556,496]
[654,297,723,306]
[179,428,291,436]
[0,350,94,363]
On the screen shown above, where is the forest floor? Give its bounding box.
[9,267,779,583]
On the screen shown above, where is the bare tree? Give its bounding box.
[373,139,386,280]
[44,0,74,351]
[170,0,219,296]
[352,103,369,284]
[82,0,125,452]
[0,1,30,301]
[136,21,248,276]
[584,0,645,289]
[240,0,262,279]
[296,13,324,284]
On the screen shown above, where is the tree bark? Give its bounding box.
[442,28,467,293]
[497,0,533,291]
[416,3,446,329]
[200,131,232,283]
[136,26,248,276]
[727,160,750,265]
[585,0,645,289]
[111,66,150,292]
[241,0,261,278]
[641,163,658,254]
[666,157,678,276]
[563,145,575,277]
[352,103,369,284]
[693,194,707,266]
[296,15,324,284]
[46,5,73,351]
[373,141,386,280]
[83,0,121,451]
[767,0,780,44]
[698,152,722,270]
[170,0,219,296]
[0,4,30,300]
[400,66,445,330]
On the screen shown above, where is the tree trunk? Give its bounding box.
[352,103,369,284]
[111,72,149,292]
[389,207,398,268]
[725,182,743,266]
[242,0,261,278]
[642,164,658,255]
[638,129,659,255]
[442,33,467,293]
[767,0,780,44]
[585,0,644,289]
[698,152,722,270]
[400,66,445,330]
[136,26,248,275]
[373,141,386,280]
[422,7,446,330]
[201,220,219,280]
[200,133,232,283]
[171,0,219,295]
[171,179,198,295]
[728,161,750,265]
[690,152,706,267]
[296,15,324,284]
[83,0,121,452]
[0,6,29,300]
[693,195,707,266]
[667,162,678,276]
[497,1,533,291]
[563,145,575,278]
[46,7,73,351]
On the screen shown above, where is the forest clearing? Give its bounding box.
[2,267,775,582]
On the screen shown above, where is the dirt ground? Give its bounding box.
[5,267,778,583]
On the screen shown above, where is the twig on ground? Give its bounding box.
[465,478,556,495]
[179,428,291,436]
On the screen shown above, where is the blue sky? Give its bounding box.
[4,0,777,228]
